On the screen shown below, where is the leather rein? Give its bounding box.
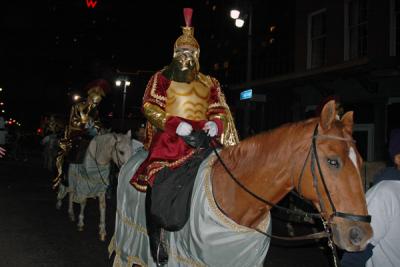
[211,123,371,242]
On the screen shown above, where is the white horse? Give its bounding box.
[56,131,134,241]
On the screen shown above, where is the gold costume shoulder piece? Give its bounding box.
[146,72,167,108]
[210,77,240,146]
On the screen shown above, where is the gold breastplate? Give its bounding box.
[165,80,210,121]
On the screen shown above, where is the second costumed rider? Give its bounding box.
[129,8,239,266]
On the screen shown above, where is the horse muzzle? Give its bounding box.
[331,221,373,251]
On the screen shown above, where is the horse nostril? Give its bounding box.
[349,227,363,246]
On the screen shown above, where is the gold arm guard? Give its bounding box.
[143,102,167,130]
[211,111,239,147]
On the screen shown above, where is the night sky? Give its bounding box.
[1,0,252,129]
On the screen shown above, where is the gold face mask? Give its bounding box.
[88,94,102,108]
[173,48,199,72]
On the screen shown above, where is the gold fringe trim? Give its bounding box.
[147,150,196,180]
[116,209,148,235]
[170,250,206,267]
[204,155,270,232]
[149,72,167,107]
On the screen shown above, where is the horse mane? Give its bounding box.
[219,118,318,178]
[86,133,116,163]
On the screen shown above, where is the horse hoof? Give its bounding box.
[77,226,84,232]
[69,216,75,222]
[55,201,62,210]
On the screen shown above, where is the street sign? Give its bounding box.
[240,89,252,100]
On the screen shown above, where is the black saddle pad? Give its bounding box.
[66,136,92,164]
[150,131,213,231]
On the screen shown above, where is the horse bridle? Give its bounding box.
[112,134,124,168]
[86,134,123,187]
[212,123,371,236]
[296,124,371,224]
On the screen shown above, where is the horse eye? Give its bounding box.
[119,151,125,156]
[327,158,340,168]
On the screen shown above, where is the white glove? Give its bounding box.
[203,121,218,137]
[176,121,193,136]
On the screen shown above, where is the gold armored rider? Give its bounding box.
[130,8,238,191]
[129,8,239,265]
[53,80,109,188]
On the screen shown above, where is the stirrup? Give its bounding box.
[155,231,168,266]
[156,244,168,266]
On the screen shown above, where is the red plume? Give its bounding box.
[183,8,193,27]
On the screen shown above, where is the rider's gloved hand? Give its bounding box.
[203,121,218,137]
[176,121,193,136]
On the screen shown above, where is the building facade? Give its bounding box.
[226,0,400,163]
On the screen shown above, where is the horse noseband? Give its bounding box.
[332,211,371,223]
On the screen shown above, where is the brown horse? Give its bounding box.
[110,100,372,266]
[212,100,372,252]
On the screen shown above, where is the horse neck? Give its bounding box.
[85,134,114,166]
[212,121,313,228]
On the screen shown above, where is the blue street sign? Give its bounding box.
[240,89,252,100]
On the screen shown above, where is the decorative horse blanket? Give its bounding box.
[109,149,271,267]
[66,155,110,203]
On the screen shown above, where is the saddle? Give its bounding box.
[66,135,92,164]
[150,131,215,231]
[146,131,215,265]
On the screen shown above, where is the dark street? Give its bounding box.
[0,153,114,267]
[0,149,333,267]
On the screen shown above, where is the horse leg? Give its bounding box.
[77,199,87,231]
[56,184,67,210]
[98,193,107,241]
[68,191,75,222]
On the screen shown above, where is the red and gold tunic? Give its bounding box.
[130,71,239,192]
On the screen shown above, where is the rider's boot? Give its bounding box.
[145,186,168,266]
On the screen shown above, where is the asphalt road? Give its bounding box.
[0,150,334,267]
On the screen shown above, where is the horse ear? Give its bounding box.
[319,100,336,130]
[126,130,132,138]
[341,111,354,134]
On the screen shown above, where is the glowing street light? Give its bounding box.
[115,79,131,129]
[230,4,253,137]
[235,18,245,28]
[72,94,81,102]
[230,9,240,19]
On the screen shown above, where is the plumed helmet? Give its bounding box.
[174,8,200,53]
[389,128,400,160]
[84,79,110,97]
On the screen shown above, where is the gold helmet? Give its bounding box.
[85,79,110,98]
[174,8,200,55]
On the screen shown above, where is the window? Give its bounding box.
[344,0,368,60]
[390,0,400,56]
[307,9,327,69]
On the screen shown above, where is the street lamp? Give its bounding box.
[230,9,240,19]
[115,78,131,129]
[72,94,81,102]
[230,3,253,137]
